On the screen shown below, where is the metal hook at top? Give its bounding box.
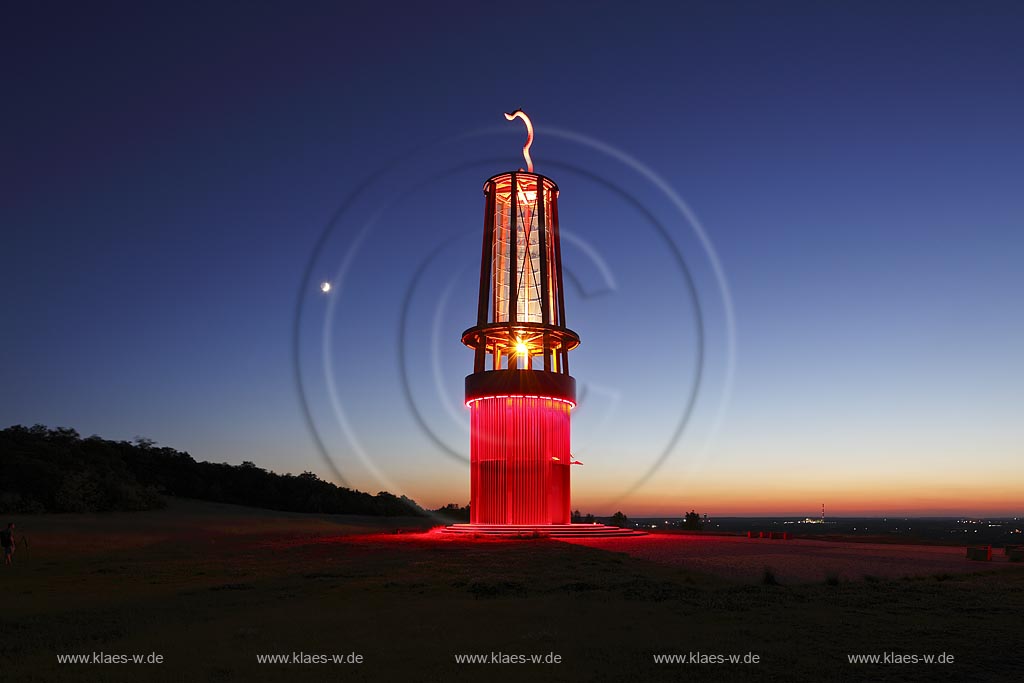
[504,109,534,173]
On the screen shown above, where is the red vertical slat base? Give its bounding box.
[469,396,571,525]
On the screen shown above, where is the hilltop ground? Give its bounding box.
[2,498,1021,682]
[562,532,1021,582]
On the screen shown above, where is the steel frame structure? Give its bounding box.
[462,170,580,525]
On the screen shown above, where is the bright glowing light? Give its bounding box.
[465,394,576,409]
[504,109,535,173]
[320,281,331,293]
[515,339,528,355]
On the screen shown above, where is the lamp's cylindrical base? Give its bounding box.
[469,394,571,525]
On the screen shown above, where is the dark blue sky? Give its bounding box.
[3,2,1022,514]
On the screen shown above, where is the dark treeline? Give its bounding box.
[0,425,424,516]
[433,502,470,522]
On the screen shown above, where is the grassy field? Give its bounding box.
[2,498,1022,682]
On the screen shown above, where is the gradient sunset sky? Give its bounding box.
[3,2,1022,516]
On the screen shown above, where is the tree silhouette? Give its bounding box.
[0,425,426,517]
[683,510,702,530]
[433,503,470,522]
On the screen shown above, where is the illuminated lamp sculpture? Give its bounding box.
[444,111,640,537]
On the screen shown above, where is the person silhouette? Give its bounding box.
[1,523,14,566]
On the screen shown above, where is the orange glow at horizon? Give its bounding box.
[387,467,1024,518]
[561,480,1024,517]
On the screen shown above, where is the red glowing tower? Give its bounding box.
[443,111,641,537]
[460,110,580,526]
